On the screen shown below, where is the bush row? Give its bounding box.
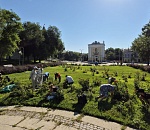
[126,64,150,73]
[0,61,67,75]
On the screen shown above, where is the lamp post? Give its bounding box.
[18,47,24,65]
[22,47,24,65]
[122,49,124,64]
[80,49,83,62]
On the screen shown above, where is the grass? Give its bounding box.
[0,64,150,130]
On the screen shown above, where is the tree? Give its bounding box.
[105,48,115,61]
[62,51,80,61]
[44,26,65,59]
[19,22,44,63]
[132,35,150,65]
[114,48,123,61]
[142,21,150,37]
[132,21,150,65]
[0,9,22,63]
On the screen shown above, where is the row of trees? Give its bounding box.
[105,48,123,62]
[61,51,88,61]
[0,9,65,64]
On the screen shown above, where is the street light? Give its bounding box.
[80,49,83,62]
[18,47,24,65]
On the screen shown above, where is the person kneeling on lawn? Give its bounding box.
[47,84,58,100]
[96,84,116,101]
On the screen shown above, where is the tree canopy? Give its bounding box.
[131,21,150,65]
[0,9,23,63]
[0,9,65,64]
[105,48,123,62]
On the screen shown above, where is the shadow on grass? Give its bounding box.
[37,94,64,108]
[0,92,34,106]
[142,106,150,125]
[72,102,86,113]
[98,99,113,111]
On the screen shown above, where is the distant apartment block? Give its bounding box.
[123,49,141,63]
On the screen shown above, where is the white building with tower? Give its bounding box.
[88,41,105,63]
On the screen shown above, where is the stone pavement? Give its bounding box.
[0,106,137,130]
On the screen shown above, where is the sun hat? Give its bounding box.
[34,66,38,69]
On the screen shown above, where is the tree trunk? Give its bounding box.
[147,56,150,66]
[27,56,30,63]
[147,60,149,66]
[34,57,36,63]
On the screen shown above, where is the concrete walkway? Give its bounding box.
[0,106,137,130]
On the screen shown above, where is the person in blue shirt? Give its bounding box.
[96,84,116,101]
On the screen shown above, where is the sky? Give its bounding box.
[0,0,150,53]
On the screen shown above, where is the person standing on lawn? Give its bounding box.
[29,66,38,90]
[95,84,116,101]
[37,65,43,86]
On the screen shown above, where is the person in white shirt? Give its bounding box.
[65,75,74,85]
[29,66,38,90]
[37,65,43,86]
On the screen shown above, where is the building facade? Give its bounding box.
[123,49,141,63]
[88,41,105,63]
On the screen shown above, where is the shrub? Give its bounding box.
[78,78,90,91]
[113,82,129,102]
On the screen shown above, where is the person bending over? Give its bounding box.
[55,72,61,82]
[136,89,150,105]
[65,75,74,85]
[96,84,116,101]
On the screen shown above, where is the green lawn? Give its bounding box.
[0,65,150,130]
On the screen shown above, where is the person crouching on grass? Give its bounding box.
[136,88,150,106]
[95,84,116,101]
[47,83,58,100]
[54,72,61,83]
[65,75,74,85]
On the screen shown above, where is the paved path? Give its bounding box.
[0,106,136,130]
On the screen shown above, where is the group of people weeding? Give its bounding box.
[29,67,150,106]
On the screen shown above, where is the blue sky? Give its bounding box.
[0,0,150,53]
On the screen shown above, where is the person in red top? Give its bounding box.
[54,72,61,83]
